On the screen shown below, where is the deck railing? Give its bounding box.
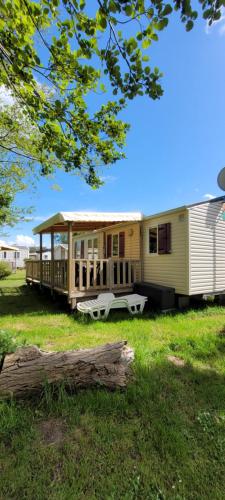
[26,260,40,281]
[26,258,141,293]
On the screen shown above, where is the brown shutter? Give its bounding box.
[107,234,112,258]
[119,232,125,258]
[166,223,171,253]
[80,240,84,259]
[103,233,106,258]
[158,223,171,254]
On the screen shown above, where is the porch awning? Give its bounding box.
[33,211,142,234]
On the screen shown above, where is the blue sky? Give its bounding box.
[2,9,225,246]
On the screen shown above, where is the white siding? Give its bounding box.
[0,248,29,268]
[188,200,225,294]
[143,211,189,294]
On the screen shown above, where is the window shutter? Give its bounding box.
[107,234,112,258]
[158,223,171,254]
[119,232,125,258]
[80,240,84,259]
[166,223,171,253]
[103,233,106,258]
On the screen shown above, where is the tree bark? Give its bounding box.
[0,341,134,399]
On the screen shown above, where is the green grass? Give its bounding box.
[0,271,225,499]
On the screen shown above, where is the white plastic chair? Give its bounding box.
[111,294,148,315]
[77,293,148,320]
[77,292,115,320]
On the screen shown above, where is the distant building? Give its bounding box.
[54,244,68,260]
[0,244,29,269]
[29,244,68,261]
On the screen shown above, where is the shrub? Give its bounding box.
[0,261,12,280]
[0,330,19,369]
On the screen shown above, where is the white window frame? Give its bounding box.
[148,226,158,255]
[75,240,81,259]
[75,236,98,259]
[112,234,119,257]
[87,238,98,260]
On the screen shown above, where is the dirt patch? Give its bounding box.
[37,418,67,445]
[218,326,225,337]
[167,355,186,367]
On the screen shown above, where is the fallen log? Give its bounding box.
[0,341,134,399]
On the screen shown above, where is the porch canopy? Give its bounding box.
[33,211,142,235]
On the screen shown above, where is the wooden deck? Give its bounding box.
[26,259,141,307]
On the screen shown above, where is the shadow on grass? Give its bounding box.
[74,298,225,325]
[1,280,224,324]
[0,284,68,316]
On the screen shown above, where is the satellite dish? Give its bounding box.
[217,167,225,191]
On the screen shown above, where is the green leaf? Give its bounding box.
[186,20,194,31]
[109,0,117,13]
[162,4,173,16]
[100,83,106,92]
[142,39,150,49]
[124,5,132,16]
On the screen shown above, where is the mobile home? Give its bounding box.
[142,197,225,296]
[25,197,225,308]
[0,244,29,269]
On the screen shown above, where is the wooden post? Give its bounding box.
[108,259,112,290]
[40,233,43,288]
[67,222,73,299]
[51,231,54,294]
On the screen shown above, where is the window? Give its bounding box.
[75,238,98,259]
[87,238,98,259]
[80,240,84,259]
[112,234,119,256]
[93,238,98,259]
[107,232,125,258]
[87,239,93,259]
[149,223,171,255]
[3,251,6,259]
[14,252,20,259]
[149,227,157,254]
[75,240,81,259]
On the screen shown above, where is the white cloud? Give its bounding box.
[0,85,15,108]
[203,193,215,200]
[14,235,35,247]
[205,8,225,35]
[219,22,225,35]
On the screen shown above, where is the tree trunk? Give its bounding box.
[0,341,134,399]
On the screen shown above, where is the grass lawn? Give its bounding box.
[0,271,225,499]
